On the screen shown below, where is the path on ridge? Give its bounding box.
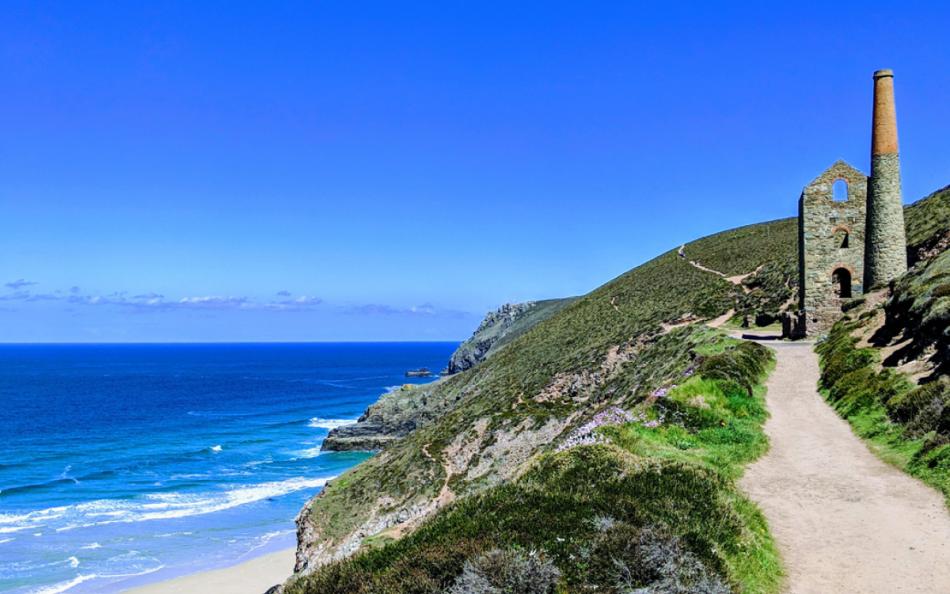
[739,339,950,593]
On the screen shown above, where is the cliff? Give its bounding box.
[321,383,449,451]
[445,299,577,374]
[281,188,948,594]
[322,299,577,452]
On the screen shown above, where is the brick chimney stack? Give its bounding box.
[864,69,908,288]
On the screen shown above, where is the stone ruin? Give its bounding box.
[786,69,908,338]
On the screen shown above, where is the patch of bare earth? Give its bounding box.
[706,308,735,329]
[740,340,950,593]
[853,290,937,384]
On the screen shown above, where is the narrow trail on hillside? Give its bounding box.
[678,245,757,292]
[740,339,950,593]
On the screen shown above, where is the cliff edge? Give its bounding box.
[445,299,577,374]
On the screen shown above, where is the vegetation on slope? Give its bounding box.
[287,335,781,594]
[297,221,795,566]
[905,184,950,264]
[679,218,799,325]
[293,188,944,590]
[446,298,578,374]
[816,249,950,504]
[814,187,950,503]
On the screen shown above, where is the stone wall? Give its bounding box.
[866,153,908,288]
[798,161,867,336]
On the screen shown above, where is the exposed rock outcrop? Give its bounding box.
[321,382,450,452]
[321,299,576,452]
[445,298,575,374]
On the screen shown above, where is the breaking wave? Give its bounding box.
[27,574,95,594]
[0,476,335,534]
[308,417,357,430]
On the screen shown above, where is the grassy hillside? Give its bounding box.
[487,297,579,354]
[288,216,797,590]
[287,187,947,592]
[445,297,578,374]
[288,334,782,593]
[905,184,950,261]
[816,243,950,504]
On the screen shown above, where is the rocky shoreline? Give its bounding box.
[321,382,446,451]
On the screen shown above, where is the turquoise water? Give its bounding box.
[0,343,456,593]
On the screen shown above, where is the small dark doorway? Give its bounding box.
[832,268,852,298]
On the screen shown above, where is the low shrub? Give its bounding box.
[586,523,730,594]
[887,379,950,437]
[818,317,950,505]
[446,548,561,594]
[696,342,771,395]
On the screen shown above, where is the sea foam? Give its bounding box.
[308,417,357,430]
[27,573,94,594]
[2,477,336,534]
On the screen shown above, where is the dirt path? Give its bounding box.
[678,245,757,292]
[740,340,950,593]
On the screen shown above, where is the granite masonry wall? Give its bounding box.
[797,161,868,336]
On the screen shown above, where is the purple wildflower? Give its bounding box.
[555,406,635,452]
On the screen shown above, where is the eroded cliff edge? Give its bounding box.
[285,186,947,593]
[444,298,576,374]
[321,298,575,452]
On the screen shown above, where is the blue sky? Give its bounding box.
[1,1,948,342]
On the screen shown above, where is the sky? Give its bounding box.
[1,1,949,342]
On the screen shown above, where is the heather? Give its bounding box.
[285,336,781,594]
[289,191,947,592]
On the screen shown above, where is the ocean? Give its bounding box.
[0,342,457,594]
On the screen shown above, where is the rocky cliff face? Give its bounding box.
[321,382,450,451]
[282,184,948,594]
[445,298,575,374]
[287,213,794,578]
[321,299,577,453]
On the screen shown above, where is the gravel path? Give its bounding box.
[740,340,950,593]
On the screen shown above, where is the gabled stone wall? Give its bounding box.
[798,161,867,336]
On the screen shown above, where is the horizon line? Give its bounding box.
[0,339,465,346]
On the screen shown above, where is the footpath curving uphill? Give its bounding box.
[740,338,950,594]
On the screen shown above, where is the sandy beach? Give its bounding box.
[124,548,294,594]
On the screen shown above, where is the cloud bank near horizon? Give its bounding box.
[0,280,470,319]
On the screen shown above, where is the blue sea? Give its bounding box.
[0,342,456,594]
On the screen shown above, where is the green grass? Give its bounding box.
[294,185,949,590]
[287,336,783,594]
[816,312,950,506]
[603,375,772,481]
[905,184,950,253]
